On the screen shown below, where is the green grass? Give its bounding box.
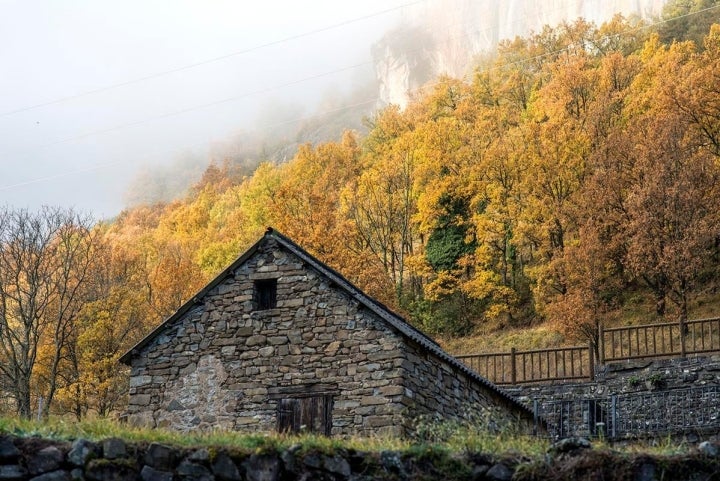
[0,416,549,456]
[0,416,696,459]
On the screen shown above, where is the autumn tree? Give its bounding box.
[348,108,420,303]
[545,225,623,359]
[0,207,96,418]
[657,0,720,47]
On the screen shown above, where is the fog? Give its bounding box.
[0,1,409,217]
[0,0,669,218]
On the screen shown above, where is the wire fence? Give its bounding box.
[535,385,720,440]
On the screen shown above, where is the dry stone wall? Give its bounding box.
[127,238,516,436]
[508,355,720,403]
[506,355,720,439]
[2,434,720,481]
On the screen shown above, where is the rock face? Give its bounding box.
[374,0,668,107]
[123,230,531,436]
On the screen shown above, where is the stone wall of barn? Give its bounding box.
[126,239,521,436]
[399,340,532,431]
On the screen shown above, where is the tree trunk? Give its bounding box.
[16,380,32,419]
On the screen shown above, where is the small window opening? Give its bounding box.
[254,278,277,310]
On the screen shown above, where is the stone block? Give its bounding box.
[29,470,71,481]
[101,438,127,460]
[259,346,275,357]
[365,415,393,428]
[176,461,213,481]
[212,453,241,481]
[85,460,137,481]
[243,454,280,481]
[368,351,401,362]
[235,417,257,425]
[28,446,64,475]
[129,376,152,388]
[236,326,254,337]
[144,443,176,471]
[378,385,404,396]
[360,396,387,406]
[246,335,267,346]
[278,298,303,308]
[0,465,28,481]
[140,466,173,481]
[357,363,380,373]
[0,437,20,462]
[68,439,100,467]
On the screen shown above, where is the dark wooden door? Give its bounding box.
[277,395,333,435]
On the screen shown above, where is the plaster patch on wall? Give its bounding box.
[156,354,239,431]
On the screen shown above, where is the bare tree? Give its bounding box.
[0,206,96,418]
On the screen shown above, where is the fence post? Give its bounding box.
[598,325,605,365]
[610,394,617,439]
[588,342,595,381]
[510,347,517,385]
[679,318,687,358]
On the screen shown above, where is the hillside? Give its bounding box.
[107,16,720,339]
[2,4,720,420]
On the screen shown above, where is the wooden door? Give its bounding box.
[277,395,333,435]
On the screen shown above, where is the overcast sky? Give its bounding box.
[0,0,414,218]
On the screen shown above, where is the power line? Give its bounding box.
[0,160,128,192]
[4,0,718,192]
[12,60,375,152]
[483,2,720,75]
[0,98,380,192]
[0,0,425,118]
[2,0,626,153]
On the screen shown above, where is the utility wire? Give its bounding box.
[2,0,618,152]
[0,0,425,118]
[0,0,587,120]
[33,0,720,152]
[3,0,718,191]
[26,61,374,151]
[482,2,720,75]
[0,98,380,191]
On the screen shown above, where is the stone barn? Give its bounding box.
[120,228,535,436]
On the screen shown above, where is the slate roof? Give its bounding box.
[120,227,536,420]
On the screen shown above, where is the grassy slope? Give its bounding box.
[439,287,720,356]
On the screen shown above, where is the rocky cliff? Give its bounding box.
[374,0,668,107]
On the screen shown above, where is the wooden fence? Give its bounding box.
[456,345,594,385]
[600,316,720,362]
[456,316,720,385]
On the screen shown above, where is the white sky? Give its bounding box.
[0,0,413,218]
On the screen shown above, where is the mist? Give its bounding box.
[0,0,407,217]
[0,0,669,218]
